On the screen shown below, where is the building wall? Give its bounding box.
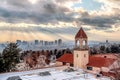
[92,65,117,73]
[96,61,119,72]
[87,66,101,74]
[74,50,89,69]
[56,61,63,66]
[56,61,73,67]
[101,67,110,72]
[92,67,101,73]
[109,60,120,70]
[87,66,111,73]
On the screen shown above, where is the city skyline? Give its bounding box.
[0,0,120,42]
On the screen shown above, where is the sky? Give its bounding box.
[0,0,120,42]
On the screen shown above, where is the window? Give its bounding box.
[84,54,86,57]
[87,66,92,70]
[70,64,73,67]
[63,62,66,65]
[76,54,78,58]
[83,40,86,46]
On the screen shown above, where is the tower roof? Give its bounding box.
[75,27,87,39]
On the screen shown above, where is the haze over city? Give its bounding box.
[0,0,120,42]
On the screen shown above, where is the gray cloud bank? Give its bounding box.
[0,0,120,32]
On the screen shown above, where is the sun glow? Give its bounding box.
[28,0,38,4]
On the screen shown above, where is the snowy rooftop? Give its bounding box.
[0,66,111,80]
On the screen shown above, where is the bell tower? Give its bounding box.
[75,27,88,49]
[74,27,89,69]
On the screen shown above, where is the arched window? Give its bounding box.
[76,40,80,48]
[76,54,78,58]
[83,40,86,47]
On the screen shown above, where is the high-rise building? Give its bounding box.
[35,40,39,45]
[44,41,48,45]
[40,40,43,45]
[58,39,62,45]
[16,40,21,44]
[22,41,27,45]
[55,40,57,44]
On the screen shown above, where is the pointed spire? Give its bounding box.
[75,27,87,39]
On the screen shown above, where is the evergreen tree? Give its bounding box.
[92,48,97,55]
[56,50,62,58]
[100,45,105,53]
[2,43,21,72]
[54,49,57,55]
[111,45,119,53]
[66,48,72,53]
[106,47,110,53]
[0,53,5,72]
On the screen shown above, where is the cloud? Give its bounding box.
[74,0,120,31]
[79,14,119,29]
[6,0,30,8]
[0,24,81,42]
[0,0,119,28]
[0,0,120,41]
[0,0,76,24]
[0,24,78,34]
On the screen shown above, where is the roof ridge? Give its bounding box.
[75,27,87,39]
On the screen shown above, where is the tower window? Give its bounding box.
[63,62,66,65]
[76,54,78,58]
[84,54,86,57]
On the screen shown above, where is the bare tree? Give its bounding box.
[114,54,120,80]
[110,54,120,80]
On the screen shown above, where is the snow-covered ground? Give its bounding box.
[0,66,111,80]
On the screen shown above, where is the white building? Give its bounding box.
[57,27,120,77]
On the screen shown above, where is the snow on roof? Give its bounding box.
[0,66,111,80]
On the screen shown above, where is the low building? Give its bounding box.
[87,56,118,73]
[56,27,120,77]
[56,54,73,66]
[57,54,119,73]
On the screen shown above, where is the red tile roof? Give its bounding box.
[111,68,120,71]
[92,54,118,59]
[57,53,116,68]
[101,72,116,78]
[75,27,87,39]
[57,54,73,64]
[87,56,116,67]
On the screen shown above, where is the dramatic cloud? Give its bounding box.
[79,12,120,30]
[0,0,120,42]
[0,0,76,24]
[74,0,120,31]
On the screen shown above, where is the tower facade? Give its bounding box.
[74,27,89,69]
